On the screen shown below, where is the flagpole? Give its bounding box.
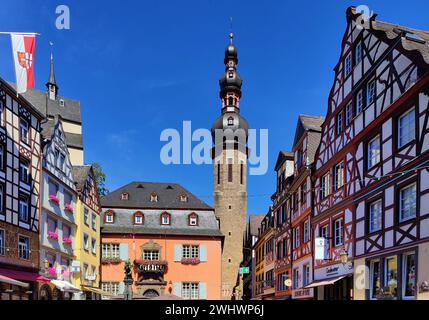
[0,32,40,36]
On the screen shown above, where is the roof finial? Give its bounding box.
[229,17,234,44]
[46,41,58,100]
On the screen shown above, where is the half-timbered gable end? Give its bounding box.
[73,166,101,214]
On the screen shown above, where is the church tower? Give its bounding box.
[211,33,249,300]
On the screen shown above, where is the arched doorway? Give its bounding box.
[143,289,159,298]
[39,284,52,300]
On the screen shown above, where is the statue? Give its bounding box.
[123,259,133,300]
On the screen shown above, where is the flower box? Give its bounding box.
[134,259,168,266]
[180,258,200,265]
[63,237,72,245]
[48,230,59,240]
[101,257,122,265]
[64,203,73,213]
[49,194,60,205]
[47,267,57,276]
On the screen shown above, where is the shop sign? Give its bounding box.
[314,262,353,281]
[314,237,328,260]
[292,288,314,299]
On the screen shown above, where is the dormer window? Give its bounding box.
[151,193,158,202]
[228,117,234,126]
[161,212,171,226]
[180,194,188,202]
[121,193,129,201]
[188,213,199,226]
[105,211,115,224]
[134,212,144,225]
[59,99,65,107]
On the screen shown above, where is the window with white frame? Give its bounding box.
[182,282,199,300]
[321,173,330,199]
[355,41,363,64]
[92,213,97,230]
[356,90,364,114]
[336,111,344,135]
[134,213,143,225]
[333,218,343,246]
[84,208,89,226]
[19,195,29,222]
[48,180,58,196]
[367,80,376,105]
[161,213,170,225]
[368,135,381,169]
[402,252,416,299]
[303,264,310,287]
[20,119,29,144]
[303,221,309,243]
[91,238,97,254]
[385,256,398,297]
[58,153,65,172]
[105,211,114,223]
[399,183,417,222]
[293,268,300,289]
[0,144,4,171]
[19,160,30,184]
[84,234,89,251]
[64,191,72,205]
[333,162,344,190]
[345,53,352,76]
[369,259,381,299]
[189,214,198,226]
[294,227,300,249]
[18,235,30,260]
[143,250,160,261]
[102,282,120,296]
[320,224,329,240]
[0,228,4,256]
[369,200,382,233]
[398,108,415,148]
[182,244,199,259]
[102,243,120,259]
[345,102,353,126]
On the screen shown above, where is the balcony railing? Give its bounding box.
[134,260,168,274]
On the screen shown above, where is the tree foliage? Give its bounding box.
[92,162,109,197]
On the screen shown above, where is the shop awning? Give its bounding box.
[51,280,81,293]
[0,268,50,284]
[81,286,110,296]
[304,275,347,289]
[0,275,30,288]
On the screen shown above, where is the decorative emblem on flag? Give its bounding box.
[17,51,33,70]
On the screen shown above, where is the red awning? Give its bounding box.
[0,268,50,284]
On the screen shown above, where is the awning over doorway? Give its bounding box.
[0,268,50,284]
[51,280,81,293]
[304,275,347,289]
[81,286,110,296]
[0,275,29,288]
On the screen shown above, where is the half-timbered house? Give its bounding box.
[313,7,429,300]
[39,117,79,300]
[272,151,294,299]
[0,78,46,300]
[289,115,324,300]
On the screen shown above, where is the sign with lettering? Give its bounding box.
[314,262,354,281]
[239,267,250,274]
[292,288,314,299]
[314,237,328,260]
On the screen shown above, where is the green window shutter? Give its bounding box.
[199,245,207,262]
[199,282,207,300]
[119,243,128,260]
[174,244,183,261]
[173,282,182,297]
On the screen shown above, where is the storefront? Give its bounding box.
[0,267,50,300]
[306,262,354,300]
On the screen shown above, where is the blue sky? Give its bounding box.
[1,0,428,215]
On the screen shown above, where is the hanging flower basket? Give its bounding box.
[181,258,200,265]
[63,237,72,245]
[47,267,57,276]
[64,203,73,213]
[49,194,60,205]
[48,230,59,240]
[101,257,122,265]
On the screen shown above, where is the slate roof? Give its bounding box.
[101,182,213,210]
[72,165,92,190]
[248,214,264,237]
[348,6,429,65]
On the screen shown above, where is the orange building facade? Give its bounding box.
[100,182,223,300]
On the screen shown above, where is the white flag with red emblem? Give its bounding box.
[11,34,36,94]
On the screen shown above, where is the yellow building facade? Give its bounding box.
[72,166,102,299]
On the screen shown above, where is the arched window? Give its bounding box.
[121,193,129,201]
[188,213,199,226]
[160,212,171,225]
[105,210,115,224]
[134,211,144,225]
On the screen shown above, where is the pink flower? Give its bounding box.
[61,270,71,277]
[47,267,57,276]
[63,236,72,245]
[181,258,200,265]
[49,194,60,204]
[48,230,59,240]
[64,203,73,213]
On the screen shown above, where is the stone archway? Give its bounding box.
[39,284,52,300]
[143,289,160,298]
